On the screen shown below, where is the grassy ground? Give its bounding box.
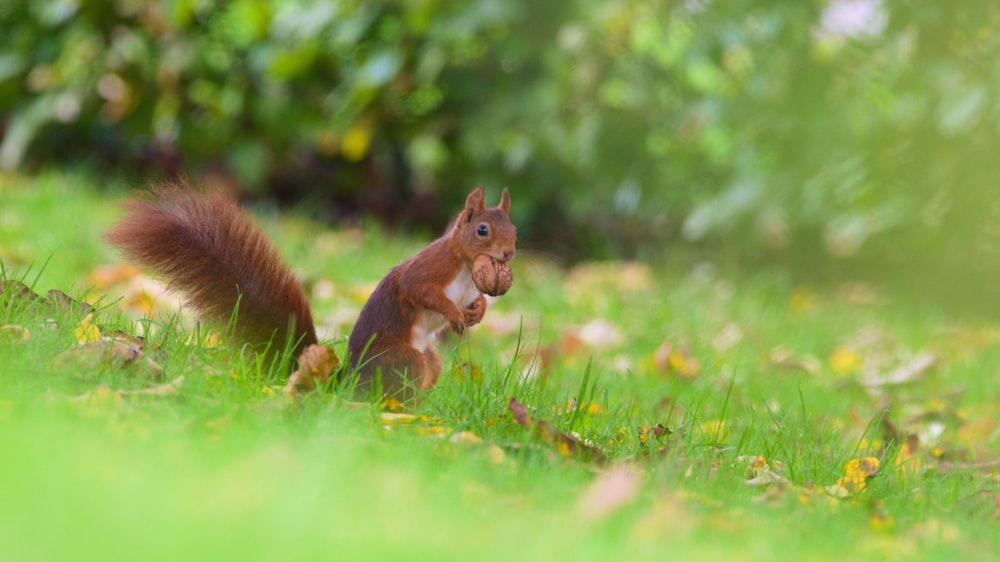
[1,171,999,561]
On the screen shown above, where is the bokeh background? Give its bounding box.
[2,0,998,307]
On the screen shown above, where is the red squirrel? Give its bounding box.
[107,184,516,398]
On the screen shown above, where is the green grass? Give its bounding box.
[1,170,999,561]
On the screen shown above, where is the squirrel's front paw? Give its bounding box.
[463,296,487,327]
[448,315,467,336]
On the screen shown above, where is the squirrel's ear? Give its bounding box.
[498,188,511,213]
[464,187,485,222]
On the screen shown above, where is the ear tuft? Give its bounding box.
[498,188,511,213]
[464,187,485,223]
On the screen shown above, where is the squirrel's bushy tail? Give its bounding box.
[107,184,317,354]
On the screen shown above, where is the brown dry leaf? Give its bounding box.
[284,344,339,396]
[508,397,606,463]
[55,337,163,380]
[1,280,94,318]
[0,279,35,300]
[577,465,642,522]
[45,289,94,317]
[638,423,673,445]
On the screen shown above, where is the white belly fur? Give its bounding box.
[411,265,481,352]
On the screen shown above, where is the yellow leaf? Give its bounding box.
[381,398,404,412]
[415,426,452,437]
[829,347,861,375]
[789,287,816,313]
[668,350,700,379]
[699,420,726,441]
[74,314,101,343]
[653,341,700,379]
[868,512,895,532]
[341,122,372,162]
[566,399,605,415]
[449,431,482,445]
[837,457,879,493]
[894,439,921,479]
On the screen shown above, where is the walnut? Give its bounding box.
[472,255,513,296]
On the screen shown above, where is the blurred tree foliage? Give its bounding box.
[2,0,1000,281]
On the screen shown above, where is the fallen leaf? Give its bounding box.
[894,437,922,480]
[1,280,94,318]
[638,423,672,445]
[789,287,816,314]
[74,313,101,343]
[86,263,141,289]
[118,376,185,397]
[508,397,606,463]
[381,398,405,412]
[449,431,507,464]
[577,465,642,521]
[55,337,163,380]
[712,323,743,352]
[653,341,701,379]
[769,346,821,374]
[864,352,937,387]
[829,347,861,375]
[565,398,605,415]
[698,419,727,442]
[836,457,880,493]
[0,324,30,343]
[380,412,450,436]
[739,454,785,480]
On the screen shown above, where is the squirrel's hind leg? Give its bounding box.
[354,344,442,401]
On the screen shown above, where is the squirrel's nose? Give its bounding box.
[502,250,516,262]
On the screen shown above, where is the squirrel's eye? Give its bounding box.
[476,224,489,237]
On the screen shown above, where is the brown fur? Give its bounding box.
[106,184,317,355]
[348,187,516,397]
